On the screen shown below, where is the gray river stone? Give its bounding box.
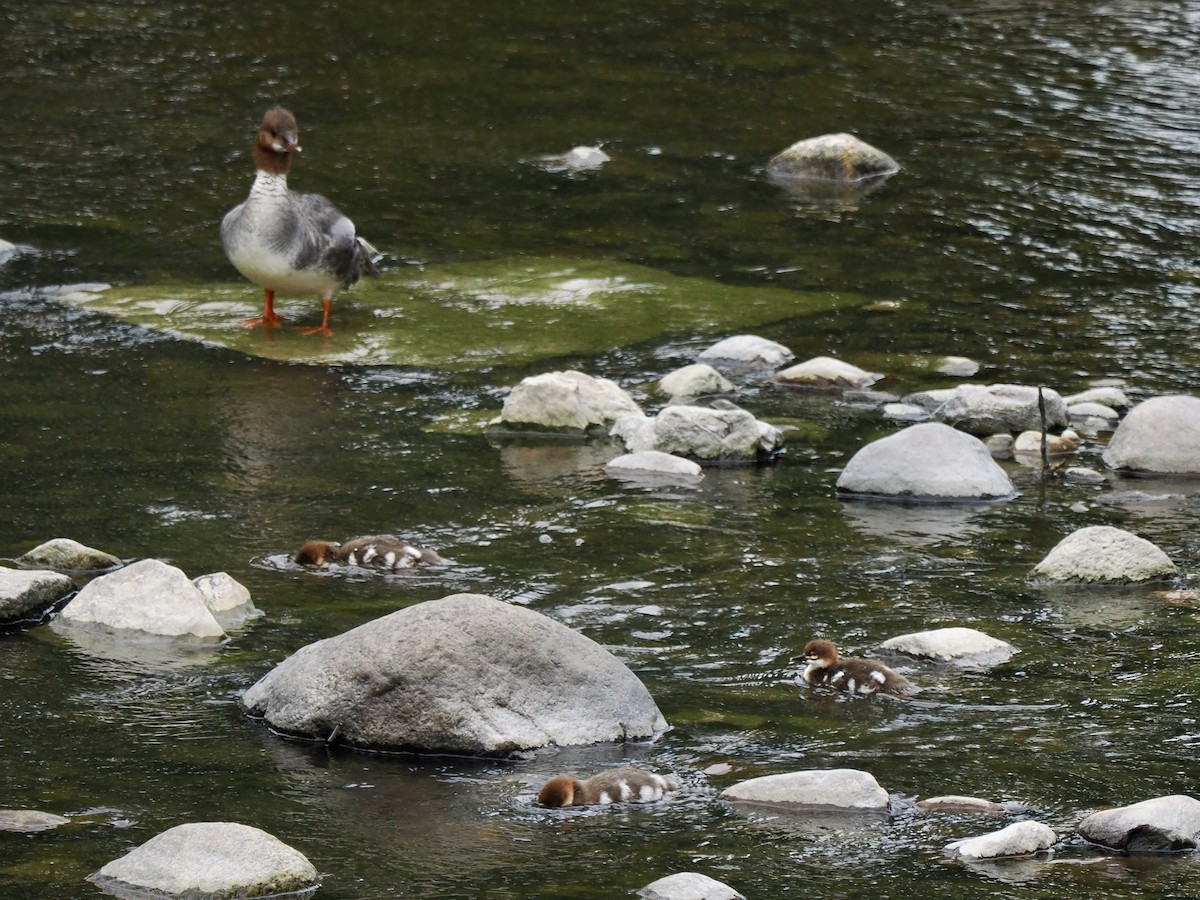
[88,821,318,898]
[1078,795,1200,852]
[15,537,122,572]
[696,334,794,373]
[0,568,74,622]
[836,422,1016,501]
[720,769,888,809]
[604,450,704,481]
[498,370,642,432]
[611,404,784,464]
[1030,525,1177,583]
[773,355,881,390]
[58,559,225,638]
[638,872,746,900]
[241,593,668,756]
[657,363,735,400]
[945,820,1056,859]
[1102,395,1200,475]
[1063,386,1131,409]
[0,809,71,833]
[930,384,1069,436]
[880,627,1015,665]
[766,133,900,182]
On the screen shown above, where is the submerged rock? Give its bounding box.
[59,559,226,639]
[697,335,794,373]
[1102,395,1200,475]
[773,356,881,391]
[1030,525,1177,583]
[15,537,122,573]
[657,363,735,400]
[638,872,746,900]
[497,370,642,433]
[836,422,1016,501]
[241,593,668,756]
[0,568,74,623]
[767,133,899,183]
[945,820,1056,859]
[1078,795,1200,852]
[720,769,888,809]
[917,796,1005,815]
[930,384,1069,437]
[88,822,318,898]
[0,809,71,833]
[879,627,1015,665]
[611,404,784,464]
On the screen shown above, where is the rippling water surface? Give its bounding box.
[3,1,1200,897]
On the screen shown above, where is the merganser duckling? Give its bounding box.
[537,767,679,808]
[221,107,379,336]
[795,639,917,697]
[293,535,443,569]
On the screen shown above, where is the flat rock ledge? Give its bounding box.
[88,822,318,899]
[637,872,746,900]
[496,370,643,433]
[945,820,1056,859]
[766,133,900,183]
[0,568,74,623]
[58,559,256,639]
[241,593,668,756]
[0,809,71,833]
[1030,525,1177,584]
[1102,395,1200,475]
[773,356,881,391]
[1078,795,1200,852]
[15,537,122,572]
[836,422,1016,502]
[720,769,888,809]
[880,627,1016,666]
[611,404,784,464]
[696,335,794,374]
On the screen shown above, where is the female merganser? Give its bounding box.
[537,767,679,807]
[221,107,379,336]
[795,639,917,697]
[293,535,443,569]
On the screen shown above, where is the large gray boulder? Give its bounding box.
[611,404,784,464]
[931,384,1069,436]
[720,769,888,809]
[945,820,1056,859]
[88,822,318,898]
[836,422,1016,501]
[1078,795,1200,852]
[1030,526,1177,583]
[767,133,899,183]
[241,593,668,756]
[0,568,74,623]
[1102,395,1200,475]
[15,537,122,572]
[58,559,226,639]
[638,872,745,900]
[497,370,642,432]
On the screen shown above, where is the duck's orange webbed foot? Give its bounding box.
[243,290,283,329]
[299,298,333,337]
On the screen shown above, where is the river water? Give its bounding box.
[3,1,1200,897]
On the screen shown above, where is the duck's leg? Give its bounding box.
[243,289,283,329]
[300,297,333,337]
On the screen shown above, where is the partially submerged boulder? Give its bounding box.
[1030,526,1177,584]
[1078,795,1200,852]
[0,809,71,833]
[657,363,735,400]
[773,356,881,391]
[15,538,122,573]
[945,820,1056,859]
[604,450,704,482]
[879,628,1015,665]
[1102,395,1200,475]
[917,796,1005,815]
[836,422,1016,501]
[241,593,668,756]
[697,335,794,374]
[58,559,246,639]
[497,370,642,433]
[0,568,74,623]
[88,822,318,898]
[720,769,888,809]
[638,872,745,900]
[611,404,784,464]
[767,133,899,183]
[930,384,1069,436]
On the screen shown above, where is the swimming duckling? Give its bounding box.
[293,534,443,569]
[795,639,917,697]
[537,767,679,807]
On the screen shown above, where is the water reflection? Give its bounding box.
[839,499,993,545]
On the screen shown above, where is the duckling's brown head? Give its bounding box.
[537,775,583,807]
[294,539,338,566]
